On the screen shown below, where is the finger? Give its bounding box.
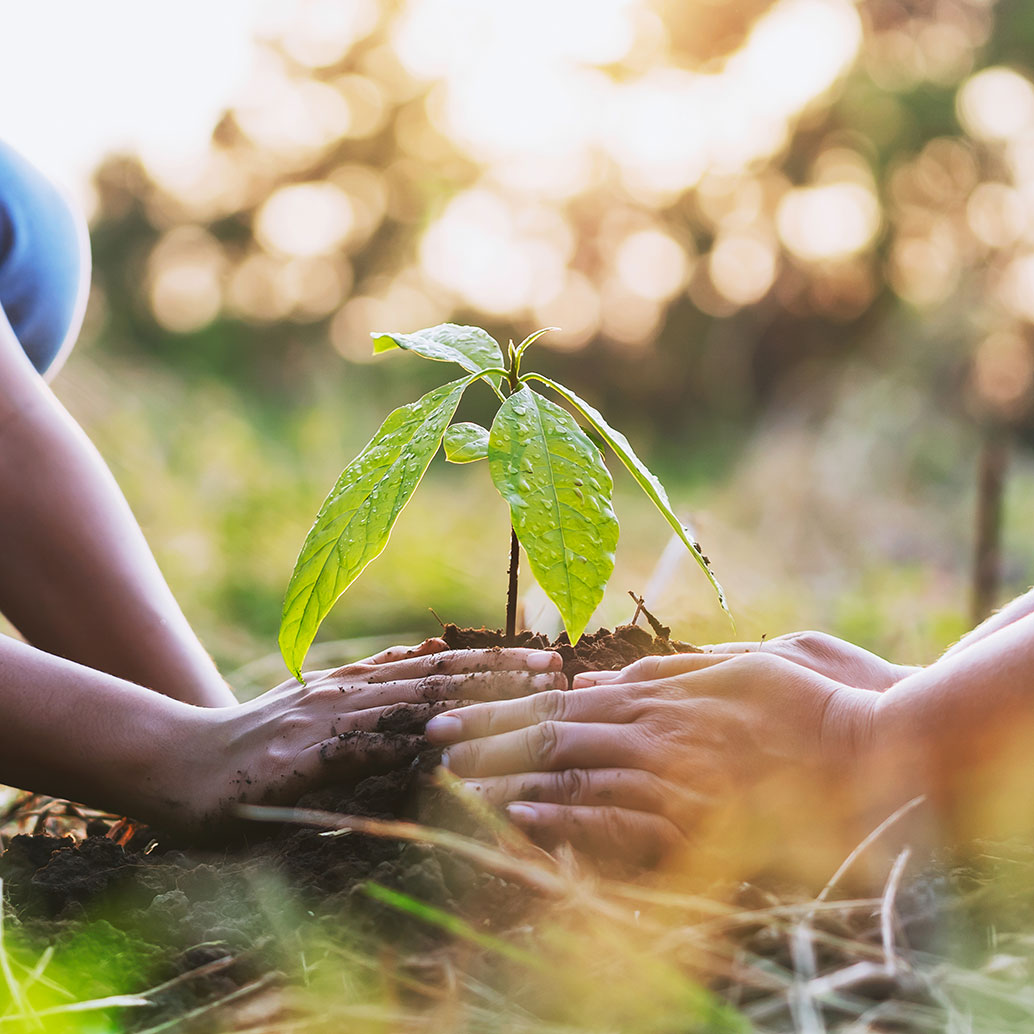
[569,669,622,687]
[505,802,685,865]
[442,722,644,778]
[344,648,562,684]
[573,652,731,687]
[303,730,427,783]
[361,638,449,665]
[425,684,649,744]
[701,642,756,654]
[326,700,461,736]
[310,732,423,773]
[462,767,688,819]
[336,670,568,710]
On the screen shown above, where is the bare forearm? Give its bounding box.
[0,329,234,706]
[871,610,1034,836]
[0,633,205,822]
[941,586,1034,660]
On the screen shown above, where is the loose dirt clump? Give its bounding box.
[442,621,699,684]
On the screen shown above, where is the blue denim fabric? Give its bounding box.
[0,141,88,375]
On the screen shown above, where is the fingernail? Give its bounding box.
[572,671,610,687]
[506,803,536,823]
[425,714,462,742]
[439,749,451,770]
[527,650,559,671]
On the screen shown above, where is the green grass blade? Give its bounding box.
[361,882,543,969]
[279,376,476,680]
[443,421,490,463]
[523,373,731,619]
[489,386,618,645]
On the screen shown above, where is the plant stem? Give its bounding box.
[504,358,522,642]
[505,526,520,641]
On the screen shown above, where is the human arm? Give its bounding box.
[0,633,565,839]
[940,585,1034,659]
[0,305,234,706]
[635,582,1034,691]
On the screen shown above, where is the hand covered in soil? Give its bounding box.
[696,631,917,691]
[173,640,566,839]
[425,651,877,866]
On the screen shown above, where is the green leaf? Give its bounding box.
[279,376,475,680]
[489,386,618,645]
[443,421,490,463]
[522,373,730,618]
[512,326,559,374]
[371,323,504,379]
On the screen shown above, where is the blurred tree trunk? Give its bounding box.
[972,427,1010,626]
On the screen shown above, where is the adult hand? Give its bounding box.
[425,652,878,866]
[172,642,565,839]
[640,631,916,691]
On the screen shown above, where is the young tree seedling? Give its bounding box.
[278,323,728,680]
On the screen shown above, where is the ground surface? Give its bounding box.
[0,628,1029,1032]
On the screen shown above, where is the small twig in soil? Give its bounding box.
[428,608,447,630]
[626,592,670,640]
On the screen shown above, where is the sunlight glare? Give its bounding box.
[777,183,881,262]
[147,227,225,333]
[709,231,778,306]
[532,271,602,351]
[235,53,354,158]
[966,182,1024,249]
[957,67,1034,142]
[733,0,862,118]
[616,230,692,300]
[255,183,356,257]
[420,190,571,313]
[253,0,380,69]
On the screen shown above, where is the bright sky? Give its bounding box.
[0,0,261,206]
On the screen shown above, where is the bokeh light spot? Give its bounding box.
[777,182,881,261]
[256,183,355,257]
[616,230,692,300]
[957,66,1034,142]
[147,227,225,333]
[708,231,778,306]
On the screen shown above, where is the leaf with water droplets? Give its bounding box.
[443,421,490,464]
[489,386,618,645]
[371,324,504,390]
[279,376,476,680]
[522,373,730,619]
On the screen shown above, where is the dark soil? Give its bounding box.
[442,621,700,684]
[0,624,682,1029]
